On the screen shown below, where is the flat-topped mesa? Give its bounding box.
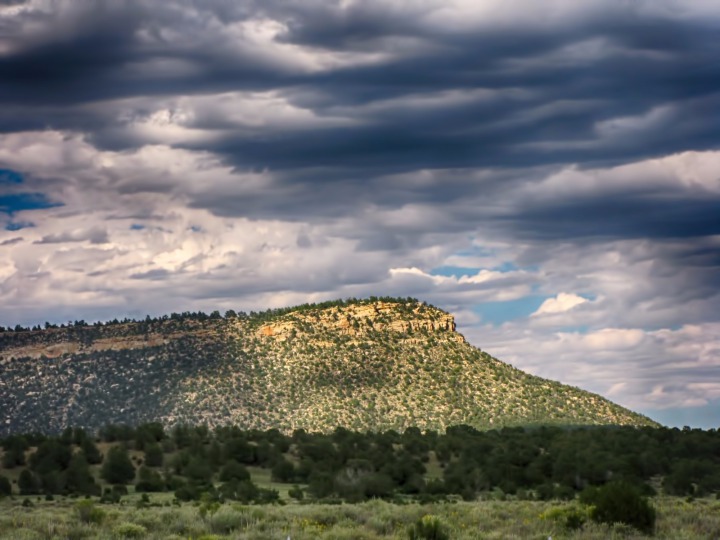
[0,297,659,435]
[256,300,464,342]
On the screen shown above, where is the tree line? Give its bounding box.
[0,296,424,333]
[1,423,718,505]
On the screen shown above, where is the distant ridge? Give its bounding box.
[0,298,658,435]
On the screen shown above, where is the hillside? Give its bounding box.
[0,298,658,435]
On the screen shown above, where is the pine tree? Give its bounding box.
[18,469,40,495]
[65,452,99,495]
[0,475,11,497]
[101,446,135,485]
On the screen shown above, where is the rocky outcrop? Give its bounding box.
[0,330,214,362]
[256,300,463,342]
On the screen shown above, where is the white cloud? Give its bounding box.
[463,321,720,415]
[581,328,645,350]
[388,266,537,303]
[520,150,720,204]
[533,292,587,316]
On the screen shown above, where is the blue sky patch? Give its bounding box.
[0,169,23,184]
[5,220,34,231]
[555,325,590,334]
[431,261,537,278]
[0,192,62,215]
[431,265,481,278]
[474,296,547,325]
[646,400,720,430]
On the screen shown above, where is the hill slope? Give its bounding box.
[0,298,657,435]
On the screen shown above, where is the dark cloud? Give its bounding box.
[0,236,22,245]
[130,269,172,280]
[1,1,717,283]
[0,1,718,175]
[34,228,109,245]
[506,196,720,241]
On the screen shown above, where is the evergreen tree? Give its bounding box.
[183,456,212,484]
[18,469,40,495]
[1,436,28,468]
[39,470,63,495]
[1,444,25,468]
[29,439,72,475]
[135,466,166,492]
[271,458,295,483]
[220,478,259,503]
[0,475,11,497]
[219,460,250,482]
[144,443,164,467]
[101,446,135,485]
[65,452,99,495]
[81,438,103,465]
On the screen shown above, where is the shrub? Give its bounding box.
[289,485,305,500]
[175,482,201,501]
[100,487,122,504]
[209,506,246,534]
[136,493,151,508]
[580,481,656,534]
[255,487,280,504]
[199,500,221,520]
[407,515,449,540]
[113,522,148,538]
[75,500,106,524]
[539,504,590,531]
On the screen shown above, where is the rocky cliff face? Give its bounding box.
[256,301,462,342]
[0,322,217,363]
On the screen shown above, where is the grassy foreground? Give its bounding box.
[0,496,718,540]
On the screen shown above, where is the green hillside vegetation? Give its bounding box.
[0,298,656,435]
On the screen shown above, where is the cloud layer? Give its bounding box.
[1,0,718,427]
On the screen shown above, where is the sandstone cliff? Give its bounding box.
[255,301,462,342]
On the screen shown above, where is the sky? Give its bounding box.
[0,0,718,429]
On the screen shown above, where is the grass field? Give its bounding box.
[0,496,718,539]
